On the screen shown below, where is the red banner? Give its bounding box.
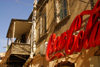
[46,0,100,61]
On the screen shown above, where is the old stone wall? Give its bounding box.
[29,0,100,67]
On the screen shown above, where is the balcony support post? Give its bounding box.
[12,22,15,43]
[7,38,9,50]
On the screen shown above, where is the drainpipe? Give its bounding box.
[23,0,37,67]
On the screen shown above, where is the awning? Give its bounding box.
[7,19,32,38]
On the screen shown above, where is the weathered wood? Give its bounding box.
[11,43,31,55]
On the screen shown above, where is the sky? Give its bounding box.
[0,0,33,53]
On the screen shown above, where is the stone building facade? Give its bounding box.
[24,0,100,67]
[1,0,100,67]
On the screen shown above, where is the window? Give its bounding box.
[59,0,67,20]
[39,8,47,37]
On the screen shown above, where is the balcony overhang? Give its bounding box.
[6,19,32,38]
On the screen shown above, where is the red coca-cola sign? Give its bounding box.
[46,0,100,61]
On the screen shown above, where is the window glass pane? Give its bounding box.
[60,9,63,19]
[63,0,67,17]
[60,0,67,20]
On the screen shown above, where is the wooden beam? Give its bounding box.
[11,43,31,55]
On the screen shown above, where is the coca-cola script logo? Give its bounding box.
[46,0,100,61]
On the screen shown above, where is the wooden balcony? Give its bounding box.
[1,43,31,66]
[7,43,30,55]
